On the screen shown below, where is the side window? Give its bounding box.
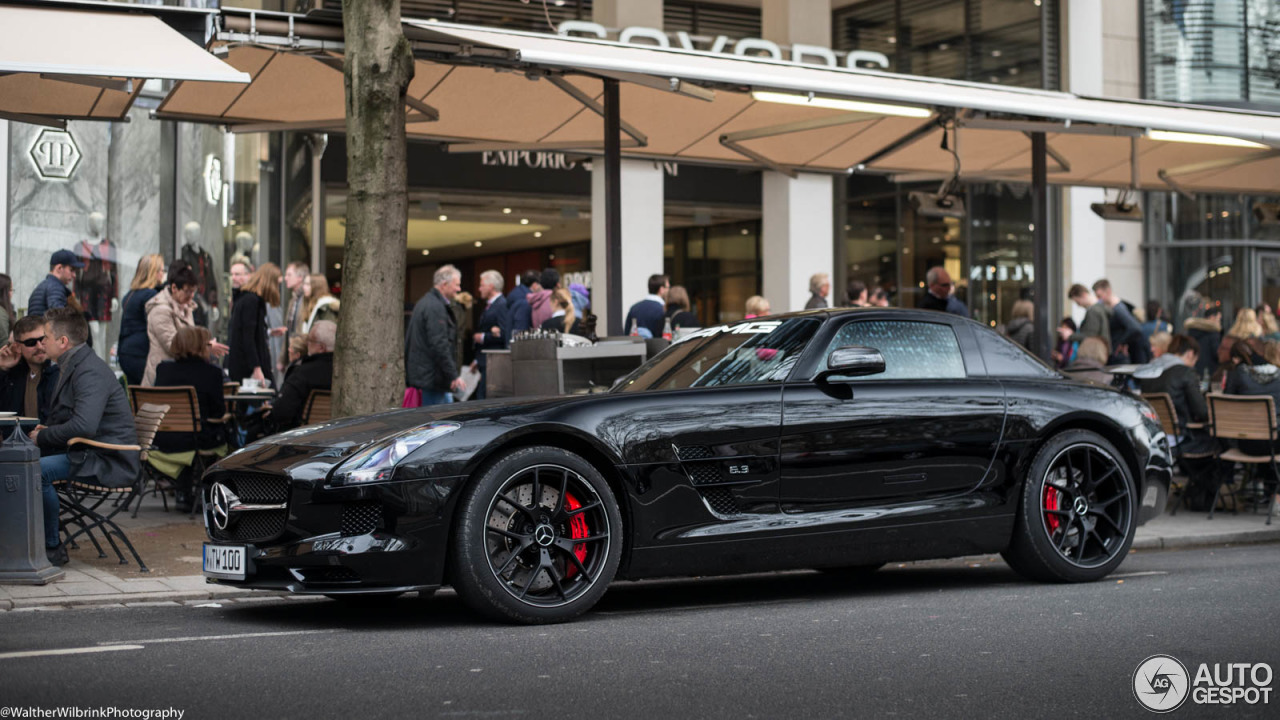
[975,326,1059,378]
[823,320,966,381]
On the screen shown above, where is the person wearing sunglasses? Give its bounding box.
[0,314,59,423]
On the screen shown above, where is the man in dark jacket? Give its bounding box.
[623,274,669,337]
[270,320,335,429]
[1093,279,1151,364]
[1185,308,1223,378]
[918,267,970,317]
[507,270,540,333]
[32,308,139,565]
[406,265,464,404]
[472,270,510,400]
[1061,283,1112,347]
[0,315,59,421]
[804,272,830,309]
[27,249,83,316]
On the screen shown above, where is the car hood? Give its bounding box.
[257,395,582,449]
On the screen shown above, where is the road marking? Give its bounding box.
[97,629,338,646]
[1111,571,1169,579]
[0,645,144,660]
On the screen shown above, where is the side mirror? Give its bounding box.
[814,346,886,383]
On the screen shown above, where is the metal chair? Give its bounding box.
[1141,392,1215,515]
[1206,394,1279,525]
[56,402,168,572]
[302,389,332,425]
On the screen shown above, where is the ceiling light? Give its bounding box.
[474,241,483,247]
[1147,130,1268,149]
[751,91,932,118]
[503,208,512,214]
[520,218,529,225]
[534,231,543,238]
[421,249,430,256]
[438,214,448,221]
[334,263,341,270]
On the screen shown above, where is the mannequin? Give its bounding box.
[76,211,118,357]
[88,211,105,239]
[183,220,202,247]
[180,221,219,328]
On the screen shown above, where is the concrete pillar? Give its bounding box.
[763,172,834,313]
[589,0,664,334]
[761,0,835,312]
[591,160,665,334]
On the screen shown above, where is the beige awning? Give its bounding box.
[0,5,250,125]
[157,16,1280,195]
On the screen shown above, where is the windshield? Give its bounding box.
[613,317,822,393]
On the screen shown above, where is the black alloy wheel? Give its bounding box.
[1002,430,1137,583]
[452,446,622,624]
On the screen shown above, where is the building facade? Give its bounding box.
[3,0,1278,362]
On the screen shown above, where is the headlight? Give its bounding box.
[331,422,461,485]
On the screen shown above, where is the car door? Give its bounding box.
[778,315,1005,517]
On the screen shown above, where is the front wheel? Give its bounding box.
[1002,430,1137,583]
[451,446,622,624]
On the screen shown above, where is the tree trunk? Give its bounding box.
[333,0,414,418]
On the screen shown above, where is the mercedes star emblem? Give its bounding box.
[210,482,239,531]
[534,524,556,547]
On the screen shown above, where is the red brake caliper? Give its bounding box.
[563,492,589,578]
[1045,487,1061,533]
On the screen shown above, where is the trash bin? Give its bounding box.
[0,420,64,585]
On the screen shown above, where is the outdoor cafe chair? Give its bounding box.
[56,402,168,573]
[302,389,332,425]
[1142,392,1216,515]
[129,386,232,517]
[1206,393,1279,525]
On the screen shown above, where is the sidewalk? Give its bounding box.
[2,481,1277,611]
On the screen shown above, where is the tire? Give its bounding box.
[451,446,623,624]
[1002,430,1137,583]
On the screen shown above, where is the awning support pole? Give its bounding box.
[604,78,623,337]
[1031,131,1051,362]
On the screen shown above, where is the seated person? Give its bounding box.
[270,320,335,431]
[31,308,139,566]
[540,289,587,336]
[1062,337,1114,386]
[1224,340,1280,505]
[152,326,229,512]
[283,335,309,383]
[1135,334,1213,450]
[0,314,59,422]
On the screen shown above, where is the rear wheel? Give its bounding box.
[451,446,622,624]
[1002,430,1137,582]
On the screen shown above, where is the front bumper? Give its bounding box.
[201,470,468,594]
[1133,422,1174,526]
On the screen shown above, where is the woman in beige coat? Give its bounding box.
[142,267,197,386]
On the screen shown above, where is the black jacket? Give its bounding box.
[27,274,69,317]
[1184,318,1222,377]
[272,352,333,430]
[118,287,158,360]
[1137,360,1208,426]
[227,290,272,383]
[1005,317,1034,351]
[540,314,587,336]
[406,289,457,393]
[153,358,227,452]
[36,344,139,488]
[1225,363,1280,418]
[0,359,58,422]
[474,295,510,370]
[804,293,828,310]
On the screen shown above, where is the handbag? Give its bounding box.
[402,387,422,408]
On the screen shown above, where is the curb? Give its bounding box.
[0,584,288,611]
[1132,529,1280,550]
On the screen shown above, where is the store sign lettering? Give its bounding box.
[558,21,891,71]
[28,129,81,180]
[971,263,1035,283]
[482,150,678,176]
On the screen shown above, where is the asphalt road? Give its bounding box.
[1,544,1277,720]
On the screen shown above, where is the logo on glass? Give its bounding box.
[1134,654,1190,713]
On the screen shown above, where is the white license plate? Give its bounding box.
[203,544,247,580]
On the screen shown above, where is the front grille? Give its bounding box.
[686,463,721,486]
[207,472,290,544]
[341,502,383,537]
[700,487,741,516]
[297,567,360,584]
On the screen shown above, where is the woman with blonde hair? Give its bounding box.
[1258,305,1280,341]
[540,288,584,336]
[228,262,281,383]
[301,273,340,332]
[1217,308,1265,367]
[745,295,771,319]
[117,254,166,384]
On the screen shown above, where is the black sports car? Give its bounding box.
[201,308,1172,623]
